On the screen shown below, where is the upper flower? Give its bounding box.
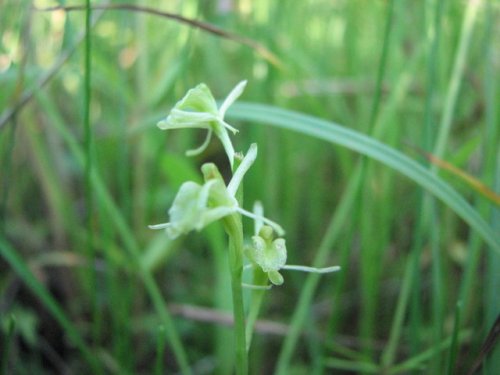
[157,81,247,168]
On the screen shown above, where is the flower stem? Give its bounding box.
[245,268,268,350]
[225,214,248,375]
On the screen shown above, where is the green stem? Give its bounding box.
[155,325,166,375]
[380,250,418,369]
[432,0,482,162]
[359,0,395,358]
[225,214,248,375]
[38,93,191,374]
[275,168,362,375]
[445,301,462,375]
[245,268,268,350]
[1,315,16,375]
[83,0,101,354]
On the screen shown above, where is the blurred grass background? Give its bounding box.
[0,0,498,374]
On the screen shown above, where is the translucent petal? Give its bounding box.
[166,182,206,238]
[227,143,257,196]
[219,80,247,118]
[196,180,217,210]
[198,206,237,230]
[157,110,215,130]
[270,239,287,268]
[148,222,171,230]
[175,83,218,114]
[252,201,264,236]
[282,265,341,273]
[246,236,266,266]
[237,207,285,237]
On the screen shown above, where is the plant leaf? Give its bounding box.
[228,103,500,254]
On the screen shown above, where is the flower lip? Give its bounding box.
[248,228,287,273]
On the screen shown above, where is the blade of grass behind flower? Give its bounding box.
[408,144,500,205]
[35,93,192,375]
[358,0,395,356]
[0,237,101,373]
[0,315,16,375]
[228,103,500,253]
[228,102,500,373]
[445,301,462,375]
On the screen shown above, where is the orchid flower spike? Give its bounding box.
[157,80,247,168]
[149,144,284,239]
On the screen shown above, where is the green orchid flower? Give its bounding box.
[149,144,284,239]
[244,202,341,287]
[148,179,236,239]
[157,80,247,168]
[245,225,287,285]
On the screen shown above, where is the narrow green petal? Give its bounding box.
[148,222,170,230]
[219,80,247,118]
[220,120,239,134]
[227,143,257,196]
[242,283,273,290]
[157,110,215,130]
[198,206,237,230]
[281,265,341,273]
[252,201,264,235]
[186,130,213,157]
[237,207,285,237]
[196,180,217,210]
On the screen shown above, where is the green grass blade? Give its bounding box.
[35,93,192,374]
[229,102,499,372]
[0,237,101,373]
[432,0,482,162]
[1,315,16,375]
[445,301,462,375]
[228,103,500,253]
[0,120,17,235]
[274,167,362,374]
[358,0,395,356]
[366,0,395,134]
[155,325,166,375]
[380,251,418,369]
[389,330,470,374]
[323,358,380,373]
